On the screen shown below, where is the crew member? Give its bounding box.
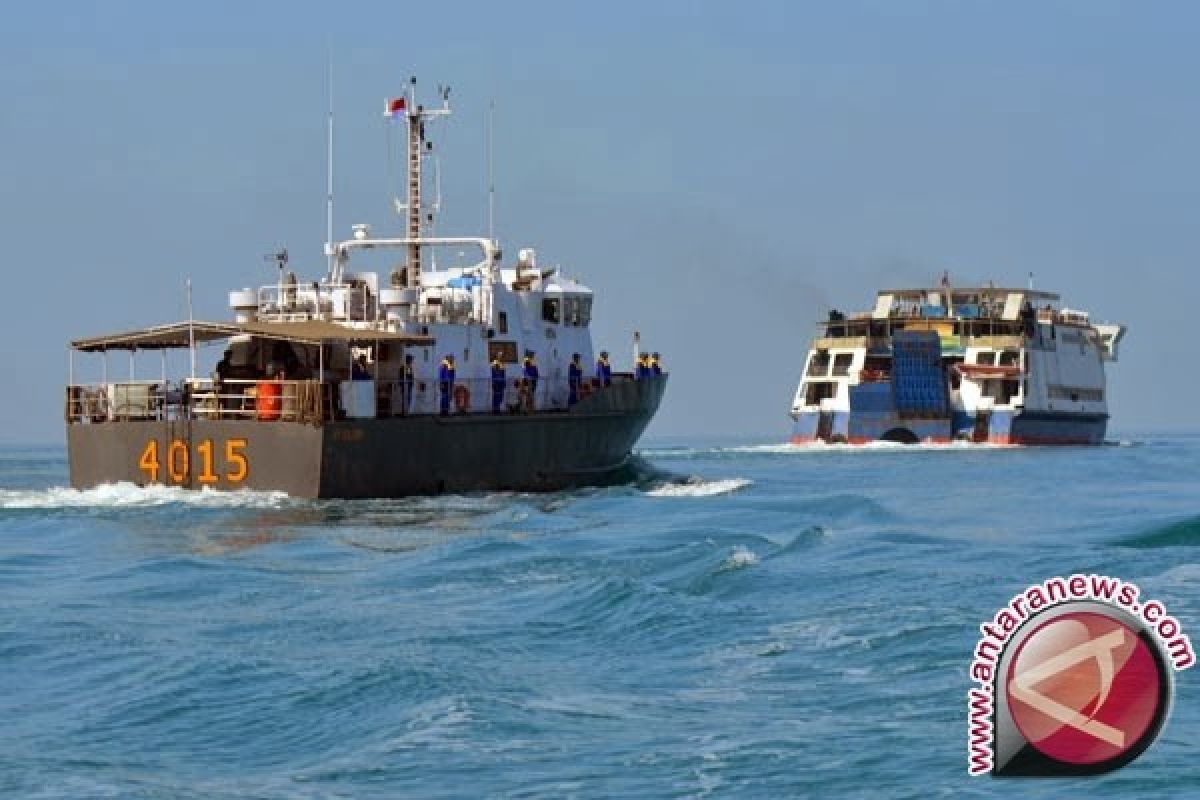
[522,351,539,409]
[399,354,415,414]
[490,357,506,414]
[650,352,662,376]
[595,350,612,387]
[213,348,233,416]
[568,353,583,406]
[635,353,649,379]
[518,378,533,413]
[352,354,370,381]
[438,354,456,416]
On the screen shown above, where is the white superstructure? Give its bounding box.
[225,80,601,413]
[789,283,1126,445]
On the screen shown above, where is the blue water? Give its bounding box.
[2,436,1199,798]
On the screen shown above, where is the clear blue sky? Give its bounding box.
[2,0,1196,442]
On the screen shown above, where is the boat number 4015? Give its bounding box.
[138,439,249,484]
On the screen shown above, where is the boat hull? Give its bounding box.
[68,376,667,498]
[790,407,1107,446]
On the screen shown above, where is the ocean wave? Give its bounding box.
[645,478,753,498]
[1115,515,1200,549]
[0,482,291,510]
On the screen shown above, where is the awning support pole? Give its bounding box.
[187,279,196,381]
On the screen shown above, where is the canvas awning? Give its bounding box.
[71,320,434,352]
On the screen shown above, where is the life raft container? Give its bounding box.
[256,381,282,421]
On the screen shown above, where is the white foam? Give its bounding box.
[722,545,759,569]
[645,478,752,498]
[0,482,291,510]
[640,440,1020,459]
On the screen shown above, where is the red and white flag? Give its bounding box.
[384,97,407,118]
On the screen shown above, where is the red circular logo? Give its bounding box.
[1005,611,1163,765]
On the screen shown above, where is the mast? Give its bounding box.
[487,100,495,243]
[405,78,421,285]
[398,77,451,290]
[325,52,335,279]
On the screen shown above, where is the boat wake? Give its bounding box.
[644,477,753,498]
[0,482,292,511]
[638,440,1020,460]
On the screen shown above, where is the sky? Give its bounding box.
[2,0,1198,442]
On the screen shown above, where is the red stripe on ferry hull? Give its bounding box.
[847,436,951,445]
[791,435,955,445]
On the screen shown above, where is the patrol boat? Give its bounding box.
[65,81,668,497]
[789,281,1125,445]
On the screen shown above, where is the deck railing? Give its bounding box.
[65,373,650,425]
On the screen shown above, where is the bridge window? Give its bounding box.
[807,351,830,376]
[542,298,561,324]
[832,353,854,376]
[974,351,995,365]
[804,381,837,405]
[488,341,518,363]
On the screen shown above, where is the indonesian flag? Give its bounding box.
[384,97,407,117]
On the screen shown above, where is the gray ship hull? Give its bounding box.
[68,376,667,498]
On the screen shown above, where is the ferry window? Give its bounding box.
[488,341,518,363]
[804,381,837,405]
[984,380,1020,404]
[807,351,831,376]
[578,297,592,326]
[832,353,854,376]
[542,298,561,324]
[975,351,995,366]
[498,311,508,334]
[998,350,1019,367]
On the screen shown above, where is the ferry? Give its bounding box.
[789,281,1125,445]
[65,80,667,497]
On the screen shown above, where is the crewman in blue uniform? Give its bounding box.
[399,354,415,414]
[595,350,612,387]
[635,353,650,379]
[438,354,456,416]
[522,351,539,409]
[650,352,663,376]
[568,353,583,406]
[490,357,506,414]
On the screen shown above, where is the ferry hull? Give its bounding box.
[790,407,1107,446]
[68,377,666,498]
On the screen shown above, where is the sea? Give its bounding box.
[1,435,1198,798]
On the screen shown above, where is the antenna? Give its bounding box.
[1029,271,1034,290]
[265,248,289,270]
[325,49,335,278]
[265,248,289,301]
[487,99,496,242]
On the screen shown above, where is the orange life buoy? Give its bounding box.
[256,381,281,420]
[453,384,470,413]
[579,380,593,399]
